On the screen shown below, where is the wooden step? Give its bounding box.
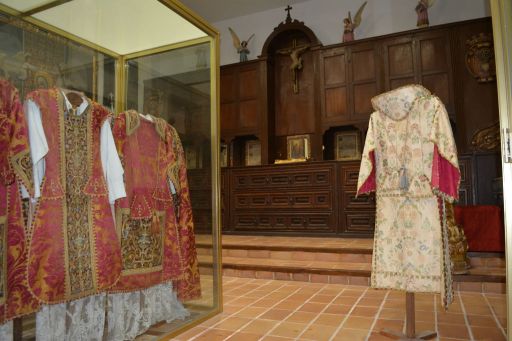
[196,235,506,293]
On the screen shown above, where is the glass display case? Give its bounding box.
[0,1,221,339]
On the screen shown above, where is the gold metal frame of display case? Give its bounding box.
[0,0,222,338]
[490,0,512,337]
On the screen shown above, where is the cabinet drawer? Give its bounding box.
[342,190,375,210]
[232,213,336,233]
[343,211,375,235]
[234,191,333,209]
[340,165,361,187]
[232,164,334,190]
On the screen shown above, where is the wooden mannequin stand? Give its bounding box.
[380,292,437,340]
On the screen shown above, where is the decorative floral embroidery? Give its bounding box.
[358,85,459,308]
[118,209,164,274]
[124,110,140,136]
[64,107,94,295]
[0,215,5,304]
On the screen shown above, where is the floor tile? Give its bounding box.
[313,313,346,326]
[285,311,318,324]
[259,309,293,321]
[299,324,338,340]
[191,328,233,341]
[214,316,253,331]
[240,319,278,334]
[437,323,470,339]
[470,326,507,341]
[225,331,264,341]
[343,316,374,330]
[331,328,368,341]
[269,321,307,338]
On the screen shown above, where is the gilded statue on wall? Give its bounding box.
[228,27,254,62]
[471,121,500,151]
[466,32,496,82]
[342,1,367,42]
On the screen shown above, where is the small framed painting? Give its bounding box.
[185,145,202,169]
[287,134,310,160]
[335,131,361,161]
[220,143,228,167]
[245,140,261,166]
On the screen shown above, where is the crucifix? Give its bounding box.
[284,5,293,23]
[277,39,310,94]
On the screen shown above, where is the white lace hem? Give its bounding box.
[106,282,189,341]
[0,320,13,341]
[36,294,107,341]
[35,282,189,341]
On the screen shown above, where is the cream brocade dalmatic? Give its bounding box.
[357,85,459,307]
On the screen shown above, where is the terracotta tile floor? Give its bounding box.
[170,276,507,341]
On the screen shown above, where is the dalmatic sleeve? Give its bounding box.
[429,97,460,202]
[100,118,126,204]
[7,87,33,195]
[23,99,48,199]
[357,114,377,196]
[167,125,201,301]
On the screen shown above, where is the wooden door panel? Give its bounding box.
[220,72,236,103]
[220,103,238,131]
[419,36,449,73]
[421,73,450,107]
[388,42,414,77]
[239,100,259,129]
[239,68,258,99]
[390,77,415,90]
[353,82,377,119]
[352,49,376,82]
[325,87,348,119]
[324,53,347,85]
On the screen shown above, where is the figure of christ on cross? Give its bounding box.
[276,39,311,94]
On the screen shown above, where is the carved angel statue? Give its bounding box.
[228,27,255,62]
[342,1,367,42]
[416,0,435,27]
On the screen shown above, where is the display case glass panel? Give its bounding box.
[0,1,220,339]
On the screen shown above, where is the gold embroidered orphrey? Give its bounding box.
[64,106,95,295]
[117,208,165,275]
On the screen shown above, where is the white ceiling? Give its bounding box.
[1,0,207,55]
[179,0,310,23]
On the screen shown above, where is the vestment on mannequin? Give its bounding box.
[112,110,200,300]
[0,78,40,323]
[25,88,125,303]
[357,84,460,307]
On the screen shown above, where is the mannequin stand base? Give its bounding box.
[380,328,437,340]
[380,292,437,340]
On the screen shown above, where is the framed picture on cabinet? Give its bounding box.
[287,134,310,160]
[185,145,202,169]
[245,140,261,166]
[220,143,228,167]
[335,131,361,161]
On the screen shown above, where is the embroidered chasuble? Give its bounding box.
[0,79,40,323]
[25,88,125,303]
[112,110,201,301]
[357,85,460,308]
